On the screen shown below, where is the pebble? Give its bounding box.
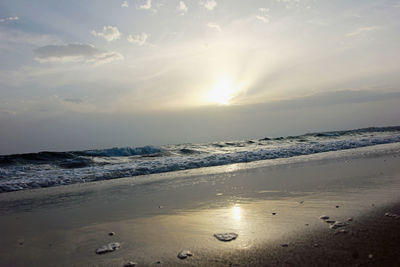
[95,242,120,254]
[108,232,115,236]
[330,221,346,229]
[319,215,329,220]
[313,243,319,247]
[347,217,353,222]
[214,232,238,242]
[124,261,137,267]
[384,212,400,219]
[216,193,223,196]
[272,212,276,215]
[334,229,348,235]
[325,220,336,224]
[368,253,374,259]
[281,243,289,247]
[177,250,193,259]
[335,205,340,208]
[299,201,304,204]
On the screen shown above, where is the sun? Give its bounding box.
[207,78,236,105]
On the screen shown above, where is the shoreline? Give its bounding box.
[0,144,399,266]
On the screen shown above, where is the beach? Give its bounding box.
[1,143,400,266]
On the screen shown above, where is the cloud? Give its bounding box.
[177,1,188,14]
[0,29,61,46]
[121,1,129,7]
[33,44,123,65]
[137,0,152,10]
[91,26,121,42]
[0,16,19,23]
[199,0,217,10]
[127,33,149,46]
[207,23,221,32]
[256,8,269,23]
[346,26,378,37]
[64,98,83,104]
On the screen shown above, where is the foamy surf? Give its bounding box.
[1,126,400,193]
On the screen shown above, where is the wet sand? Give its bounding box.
[0,143,400,266]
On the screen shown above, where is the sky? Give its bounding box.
[0,0,400,154]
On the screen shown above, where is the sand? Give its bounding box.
[0,143,400,266]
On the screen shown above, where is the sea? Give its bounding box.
[1,126,400,193]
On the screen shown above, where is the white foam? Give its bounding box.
[1,129,400,193]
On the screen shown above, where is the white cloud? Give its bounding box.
[127,33,149,46]
[91,26,121,42]
[346,26,378,37]
[0,16,19,22]
[177,1,188,14]
[121,1,129,7]
[138,0,152,10]
[34,44,123,65]
[199,0,217,10]
[0,29,61,47]
[207,23,221,32]
[256,8,269,23]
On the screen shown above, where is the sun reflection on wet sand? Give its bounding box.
[233,205,241,221]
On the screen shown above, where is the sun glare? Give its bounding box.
[207,78,236,105]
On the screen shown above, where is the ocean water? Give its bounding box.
[1,126,400,193]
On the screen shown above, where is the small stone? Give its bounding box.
[330,221,346,229]
[177,250,193,259]
[336,205,340,208]
[347,217,353,222]
[299,201,304,204]
[368,253,373,259]
[281,243,289,247]
[155,261,162,264]
[325,220,336,224]
[305,224,309,226]
[108,232,115,236]
[124,261,137,267]
[319,215,329,220]
[158,205,163,209]
[385,212,399,218]
[216,193,223,196]
[335,229,348,235]
[313,243,319,247]
[214,232,238,242]
[272,212,276,215]
[95,242,120,254]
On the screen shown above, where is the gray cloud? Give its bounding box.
[64,98,83,103]
[34,44,123,65]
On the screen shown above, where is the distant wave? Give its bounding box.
[1,126,400,193]
[76,145,164,157]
